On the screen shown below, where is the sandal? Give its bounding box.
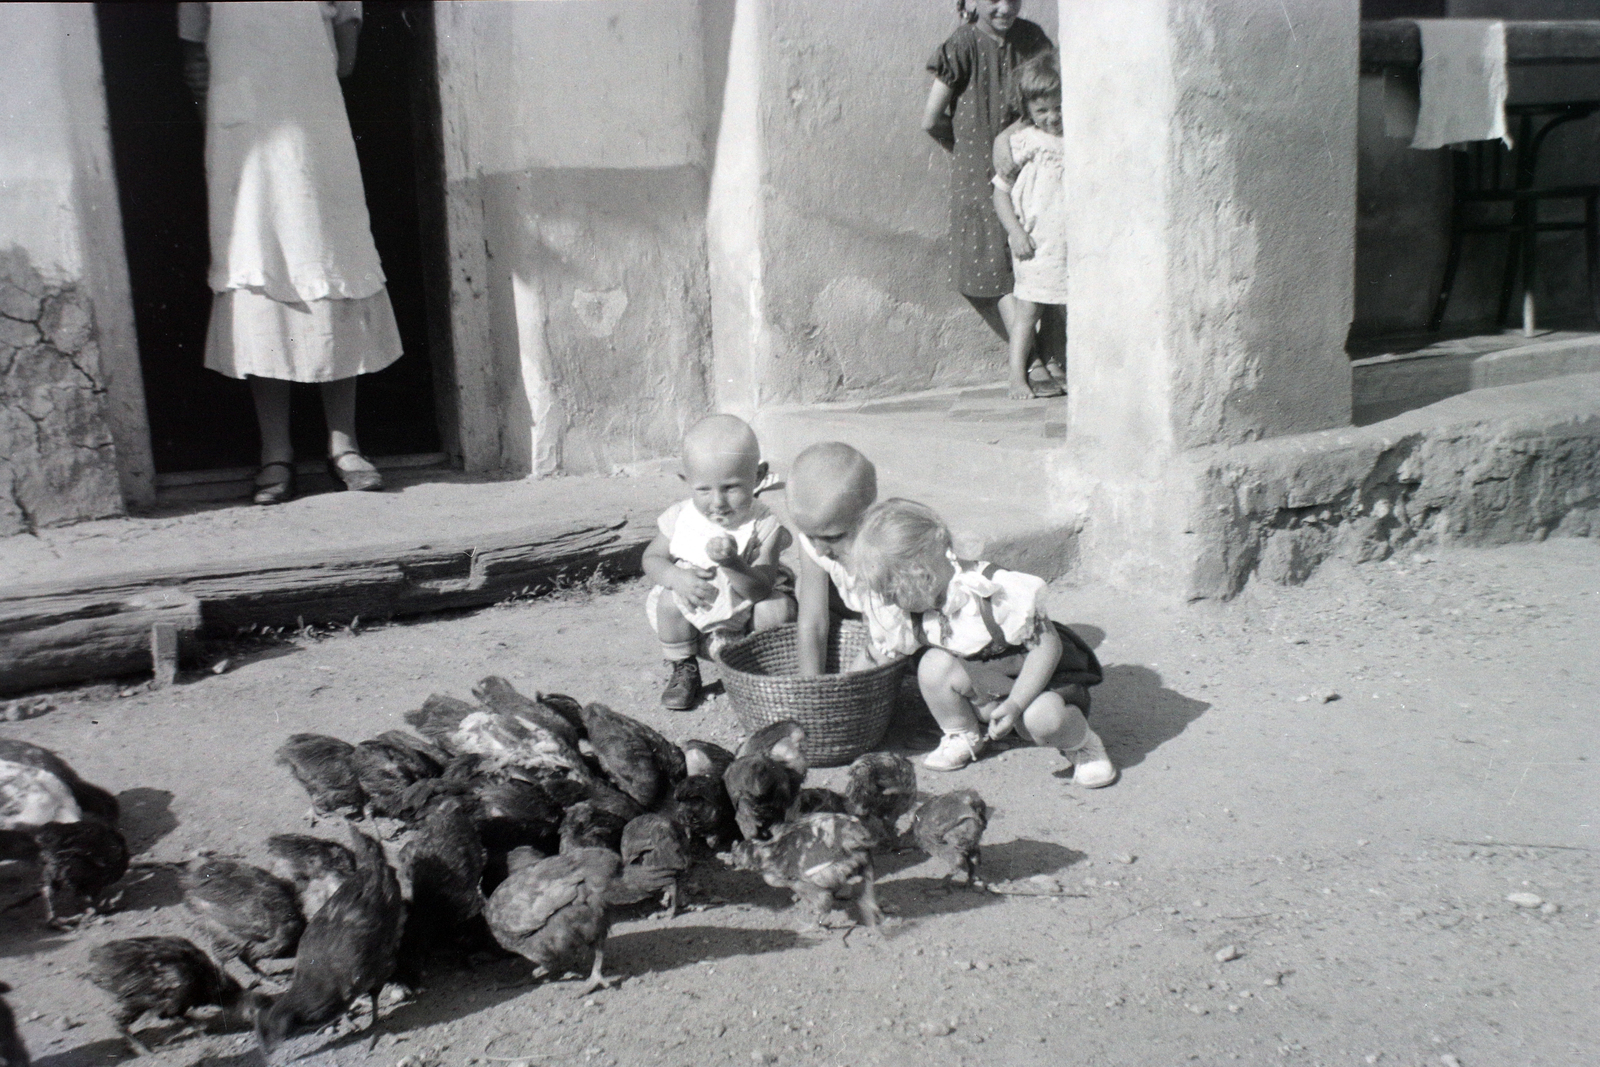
[253,461,297,506]
[327,451,384,492]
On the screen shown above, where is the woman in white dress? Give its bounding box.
[180,1,401,503]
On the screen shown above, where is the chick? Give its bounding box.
[485,847,622,995]
[616,813,689,918]
[353,736,443,819]
[264,834,357,920]
[84,936,250,1055]
[0,981,28,1067]
[843,752,919,846]
[679,740,735,781]
[910,789,988,888]
[729,813,883,932]
[473,677,583,749]
[736,721,809,783]
[398,795,487,967]
[722,755,799,843]
[0,822,130,926]
[274,734,365,819]
[790,787,851,818]
[482,843,548,896]
[0,741,118,825]
[181,859,304,973]
[660,775,737,854]
[577,702,686,810]
[256,829,406,1052]
[558,801,628,854]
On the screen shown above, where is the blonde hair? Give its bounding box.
[851,498,953,609]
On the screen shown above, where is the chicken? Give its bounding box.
[84,936,251,1055]
[679,740,735,782]
[736,721,809,783]
[0,761,81,829]
[910,789,988,888]
[790,787,851,818]
[265,834,357,920]
[181,859,304,973]
[485,847,622,995]
[722,755,799,843]
[256,829,406,1052]
[447,710,591,781]
[533,692,587,735]
[0,981,27,1067]
[558,801,628,854]
[274,735,365,819]
[577,702,686,810]
[371,729,452,768]
[0,741,118,825]
[462,773,563,854]
[660,775,737,853]
[353,736,443,819]
[473,677,582,749]
[615,813,690,918]
[843,752,919,846]
[404,693,480,747]
[482,843,548,896]
[0,822,129,926]
[729,813,883,932]
[398,795,487,964]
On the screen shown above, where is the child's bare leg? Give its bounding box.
[751,595,796,631]
[919,650,982,734]
[1007,299,1043,399]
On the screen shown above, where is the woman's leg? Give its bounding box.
[249,377,294,496]
[964,294,1018,342]
[318,377,376,473]
[1037,304,1067,388]
[1008,299,1043,399]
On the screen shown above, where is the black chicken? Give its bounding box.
[473,677,583,749]
[275,735,365,819]
[0,822,129,926]
[660,775,737,853]
[398,795,487,963]
[616,813,689,918]
[577,702,685,810]
[910,789,988,888]
[84,936,252,1055]
[729,813,883,932]
[843,752,919,846]
[722,755,799,843]
[0,981,27,1067]
[404,693,480,748]
[485,847,622,995]
[181,858,304,973]
[0,741,119,825]
[679,740,736,781]
[558,801,628,854]
[256,829,406,1052]
[790,787,851,818]
[353,736,443,818]
[264,834,357,920]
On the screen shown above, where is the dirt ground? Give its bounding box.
[1,539,1596,1067]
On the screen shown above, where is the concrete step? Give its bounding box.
[753,385,1083,579]
[1353,329,1600,424]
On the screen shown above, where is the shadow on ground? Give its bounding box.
[117,788,178,855]
[606,923,804,975]
[1088,665,1208,771]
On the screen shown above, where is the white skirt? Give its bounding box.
[204,287,403,383]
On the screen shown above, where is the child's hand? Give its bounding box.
[1008,231,1036,261]
[704,534,739,566]
[668,565,718,612]
[985,699,1023,742]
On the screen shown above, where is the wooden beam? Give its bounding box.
[0,588,200,697]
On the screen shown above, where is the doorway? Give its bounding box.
[95,2,445,477]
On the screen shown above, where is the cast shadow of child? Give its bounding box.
[1081,663,1209,774]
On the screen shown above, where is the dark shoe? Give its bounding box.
[253,461,297,505]
[327,451,384,492]
[660,658,702,710]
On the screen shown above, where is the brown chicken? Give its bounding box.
[181,858,304,973]
[616,813,689,918]
[910,789,988,888]
[485,846,623,994]
[274,734,365,819]
[790,787,851,817]
[473,677,582,749]
[558,801,628,854]
[352,736,443,818]
[737,721,809,780]
[660,775,737,853]
[0,981,28,1067]
[843,752,919,846]
[398,794,487,962]
[722,755,800,843]
[0,822,130,926]
[256,829,406,1052]
[729,813,882,931]
[577,702,686,810]
[0,740,119,825]
[265,834,357,920]
[679,740,736,781]
[84,936,253,1055]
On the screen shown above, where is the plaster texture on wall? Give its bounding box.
[0,4,150,518]
[435,0,714,476]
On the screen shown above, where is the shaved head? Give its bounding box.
[682,414,761,481]
[788,442,877,543]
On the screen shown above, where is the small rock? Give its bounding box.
[1227,1004,1241,1013]
[212,658,231,675]
[750,1053,777,1065]
[1365,1055,1381,1065]
[1116,853,1136,865]
[50,1017,76,1033]
[1214,945,1242,963]
[917,1022,954,1037]
[1439,1056,1462,1067]
[1506,892,1543,908]
[1539,901,1560,915]
[1320,691,1341,703]
[1295,695,1309,703]
[1185,1004,1208,1016]
[973,961,990,972]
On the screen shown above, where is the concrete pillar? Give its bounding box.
[1057,0,1359,589]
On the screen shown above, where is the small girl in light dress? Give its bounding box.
[992,53,1068,400]
[851,498,1113,785]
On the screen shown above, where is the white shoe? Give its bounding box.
[924,730,985,772]
[1063,727,1117,788]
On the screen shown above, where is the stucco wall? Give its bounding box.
[711,0,1060,413]
[0,4,150,533]
[436,0,715,476]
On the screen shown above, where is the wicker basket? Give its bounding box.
[718,622,906,767]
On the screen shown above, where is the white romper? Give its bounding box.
[994,124,1069,306]
[646,500,785,651]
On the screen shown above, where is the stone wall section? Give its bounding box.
[0,248,124,535]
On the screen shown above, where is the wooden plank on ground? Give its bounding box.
[0,588,201,697]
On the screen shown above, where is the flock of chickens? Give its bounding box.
[0,676,991,1062]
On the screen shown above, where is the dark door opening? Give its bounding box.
[96,2,443,476]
